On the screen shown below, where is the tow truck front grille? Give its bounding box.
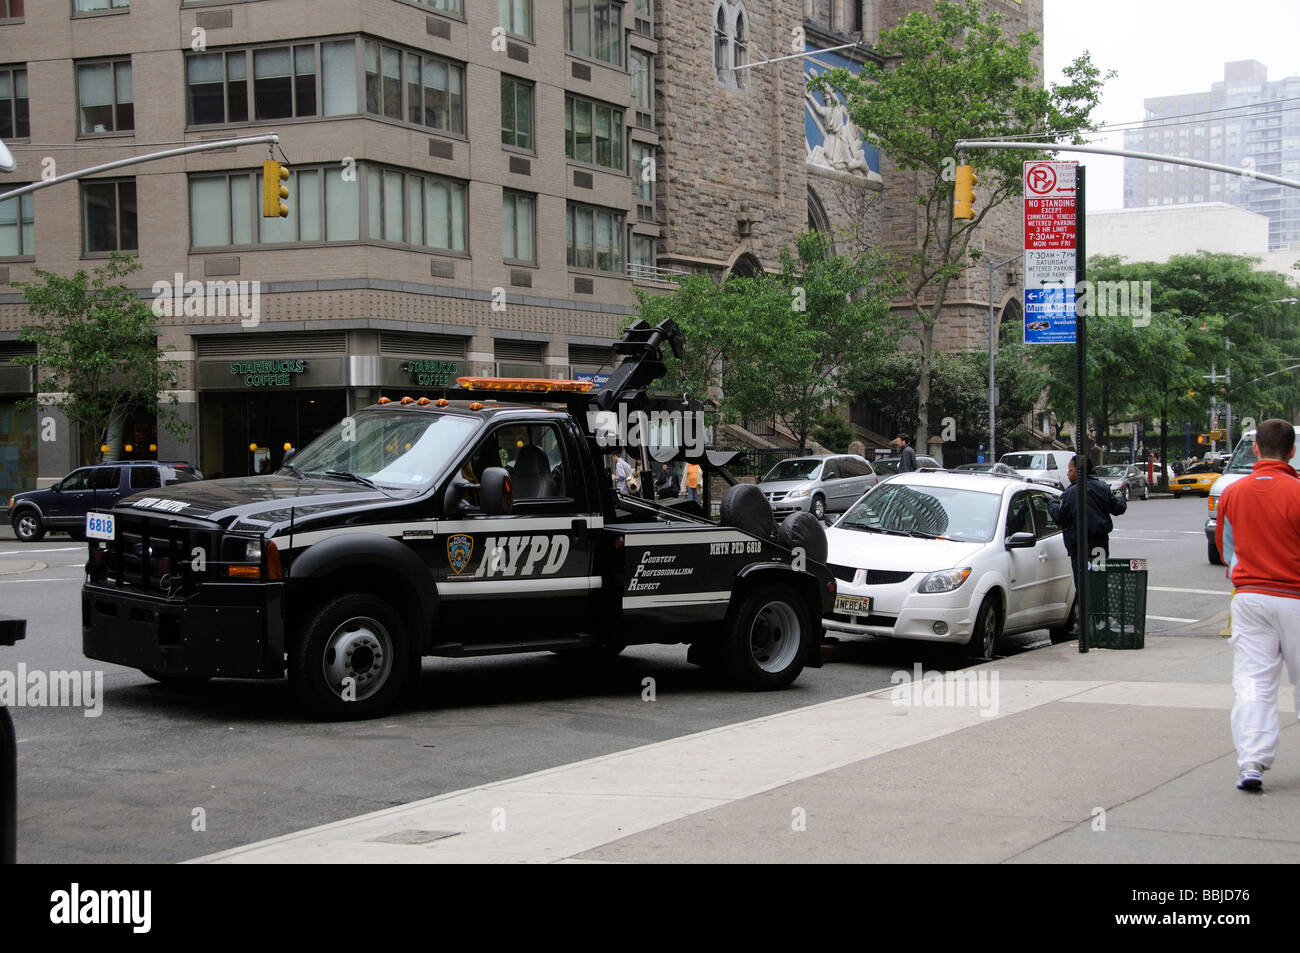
[99,515,220,598]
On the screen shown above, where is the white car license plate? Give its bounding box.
[835,594,871,616]
[85,512,115,541]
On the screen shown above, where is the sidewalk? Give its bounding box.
[194,630,1300,864]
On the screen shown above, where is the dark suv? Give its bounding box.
[8,463,200,542]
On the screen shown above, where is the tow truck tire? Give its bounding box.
[723,584,812,690]
[720,483,774,540]
[777,511,828,564]
[291,593,412,719]
[12,509,44,542]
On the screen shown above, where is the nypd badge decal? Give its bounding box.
[447,534,474,574]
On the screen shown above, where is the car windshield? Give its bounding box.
[762,459,823,482]
[839,482,1003,543]
[1094,465,1127,477]
[1186,464,1217,475]
[288,410,481,489]
[1225,433,1300,473]
[1002,453,1045,470]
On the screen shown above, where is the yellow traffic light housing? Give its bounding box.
[953,164,977,220]
[263,159,289,218]
[1197,435,1205,445]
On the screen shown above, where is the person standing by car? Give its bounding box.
[684,461,702,503]
[612,452,633,494]
[1049,457,1127,580]
[1214,418,1300,792]
[895,433,918,472]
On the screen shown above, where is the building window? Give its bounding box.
[633,0,652,37]
[0,67,27,139]
[733,12,747,85]
[630,234,654,277]
[365,39,464,134]
[82,179,137,253]
[566,202,624,273]
[0,188,33,257]
[632,142,654,221]
[367,167,467,252]
[630,49,652,127]
[503,190,535,263]
[74,0,128,10]
[1,1,24,19]
[565,95,624,171]
[409,0,462,12]
[714,8,728,79]
[188,41,355,126]
[77,60,133,134]
[714,3,749,89]
[501,75,533,151]
[565,0,623,68]
[499,0,531,41]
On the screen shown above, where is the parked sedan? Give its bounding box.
[822,471,1076,659]
[1169,463,1221,498]
[952,462,1028,480]
[756,454,877,520]
[1094,463,1148,501]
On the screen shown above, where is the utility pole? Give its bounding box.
[987,253,1019,458]
[1205,363,1230,453]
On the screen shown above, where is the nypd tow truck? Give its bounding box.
[81,320,835,717]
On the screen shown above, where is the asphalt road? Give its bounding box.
[0,493,1232,862]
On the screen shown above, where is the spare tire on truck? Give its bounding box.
[720,483,774,540]
[776,511,828,564]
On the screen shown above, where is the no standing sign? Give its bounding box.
[1023,160,1078,344]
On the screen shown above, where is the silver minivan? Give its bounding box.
[757,454,877,520]
[999,449,1075,490]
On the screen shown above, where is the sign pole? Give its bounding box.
[1075,167,1089,653]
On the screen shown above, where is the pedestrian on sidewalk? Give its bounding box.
[894,433,918,472]
[1049,456,1128,580]
[1214,418,1300,792]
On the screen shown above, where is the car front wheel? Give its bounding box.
[811,495,826,520]
[969,596,1001,660]
[12,509,44,542]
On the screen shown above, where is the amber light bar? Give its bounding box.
[456,377,594,393]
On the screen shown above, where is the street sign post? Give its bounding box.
[1023,161,1078,344]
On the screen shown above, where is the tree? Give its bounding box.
[814,0,1110,449]
[812,411,855,453]
[12,254,185,461]
[635,232,900,449]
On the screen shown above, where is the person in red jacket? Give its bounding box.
[1215,418,1300,791]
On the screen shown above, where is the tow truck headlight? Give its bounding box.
[244,540,262,562]
[785,488,810,499]
[918,567,972,593]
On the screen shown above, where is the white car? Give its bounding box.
[822,471,1077,659]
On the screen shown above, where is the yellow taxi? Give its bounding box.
[1169,463,1221,497]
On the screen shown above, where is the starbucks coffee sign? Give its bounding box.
[402,359,462,388]
[230,358,307,387]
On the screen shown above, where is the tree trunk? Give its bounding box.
[916,320,935,448]
[103,407,127,463]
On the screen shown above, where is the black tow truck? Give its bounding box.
[82,320,836,717]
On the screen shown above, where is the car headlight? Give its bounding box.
[918,567,972,593]
[785,488,811,498]
[244,540,263,562]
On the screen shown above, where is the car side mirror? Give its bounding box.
[50,484,61,493]
[1005,531,1036,549]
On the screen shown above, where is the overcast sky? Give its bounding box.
[1043,0,1300,209]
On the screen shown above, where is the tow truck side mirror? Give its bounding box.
[444,468,513,516]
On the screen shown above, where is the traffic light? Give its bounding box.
[262,159,289,218]
[1197,435,1206,445]
[953,164,977,220]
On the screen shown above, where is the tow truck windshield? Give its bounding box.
[287,410,481,489]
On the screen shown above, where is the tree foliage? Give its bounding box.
[813,0,1111,447]
[12,254,185,458]
[634,232,901,449]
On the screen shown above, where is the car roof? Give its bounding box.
[876,470,1057,495]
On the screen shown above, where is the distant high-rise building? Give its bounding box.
[1123,60,1300,250]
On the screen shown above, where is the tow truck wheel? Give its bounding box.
[291,593,411,719]
[724,585,811,690]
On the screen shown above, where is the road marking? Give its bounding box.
[1149,586,1232,596]
[1146,614,1198,623]
[0,547,84,556]
[0,576,83,585]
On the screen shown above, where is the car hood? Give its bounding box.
[826,526,983,572]
[1209,472,1247,496]
[105,475,408,530]
[1099,475,1125,487]
[757,480,811,494]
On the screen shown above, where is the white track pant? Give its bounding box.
[1229,591,1300,768]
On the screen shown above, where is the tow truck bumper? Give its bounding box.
[82,581,286,679]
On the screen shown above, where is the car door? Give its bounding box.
[1029,490,1073,622]
[837,456,873,507]
[1002,490,1045,630]
[820,458,846,510]
[45,468,94,524]
[90,466,124,513]
[434,420,598,639]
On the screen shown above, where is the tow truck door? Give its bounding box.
[434,420,600,639]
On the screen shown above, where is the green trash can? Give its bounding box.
[1085,558,1148,649]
